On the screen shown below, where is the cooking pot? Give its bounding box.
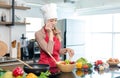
[23,63,50,76]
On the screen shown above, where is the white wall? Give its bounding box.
[10,4,43,42]
[0,26,10,53]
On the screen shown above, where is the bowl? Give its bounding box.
[107,61,120,66]
[57,61,75,72]
[107,58,120,66]
[23,63,50,76]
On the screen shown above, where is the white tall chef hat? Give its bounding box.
[40,3,57,21]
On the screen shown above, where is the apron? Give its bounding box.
[38,28,61,68]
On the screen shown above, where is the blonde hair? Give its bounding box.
[53,26,62,41]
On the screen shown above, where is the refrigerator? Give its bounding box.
[57,19,85,61]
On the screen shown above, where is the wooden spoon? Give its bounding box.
[69,56,72,61]
[47,52,58,64]
[69,52,73,61]
[17,59,33,69]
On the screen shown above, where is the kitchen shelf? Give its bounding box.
[0,3,31,10]
[0,22,30,25]
[0,1,31,26]
[0,4,11,9]
[14,22,30,25]
[0,22,11,25]
[14,6,31,10]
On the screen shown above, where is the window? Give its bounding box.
[79,13,120,62]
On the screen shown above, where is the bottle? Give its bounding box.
[1,11,6,22]
[1,13,4,22]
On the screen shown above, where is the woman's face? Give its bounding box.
[46,18,57,29]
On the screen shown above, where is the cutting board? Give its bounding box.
[0,40,8,57]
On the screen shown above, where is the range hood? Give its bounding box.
[64,0,78,3]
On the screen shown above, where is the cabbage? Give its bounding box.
[76,57,87,64]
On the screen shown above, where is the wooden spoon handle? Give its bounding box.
[69,56,72,61]
[68,50,73,61]
[47,52,57,63]
[17,59,33,69]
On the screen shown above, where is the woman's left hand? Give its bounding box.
[66,48,74,57]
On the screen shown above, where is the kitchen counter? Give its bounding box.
[51,66,120,78]
[0,59,33,71]
[1,61,120,78]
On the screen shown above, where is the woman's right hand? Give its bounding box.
[66,48,74,58]
[61,48,74,57]
[45,22,54,41]
[45,22,53,32]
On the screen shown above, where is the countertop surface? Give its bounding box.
[1,59,120,78]
[50,66,120,78]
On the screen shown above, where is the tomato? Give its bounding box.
[95,60,103,66]
[97,60,103,64]
[95,62,99,66]
[70,61,75,64]
[82,64,89,69]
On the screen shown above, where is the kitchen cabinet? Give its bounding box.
[0,1,31,26]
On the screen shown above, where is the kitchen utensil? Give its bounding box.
[47,51,57,63]
[20,34,29,60]
[23,63,50,76]
[68,50,73,61]
[17,42,21,59]
[47,51,75,72]
[11,40,17,58]
[57,61,75,72]
[11,40,16,48]
[69,56,73,61]
[0,40,8,57]
[11,48,17,58]
[16,59,33,69]
[47,51,73,64]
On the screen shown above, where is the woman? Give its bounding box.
[35,3,74,70]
